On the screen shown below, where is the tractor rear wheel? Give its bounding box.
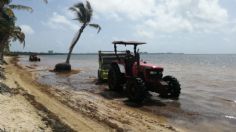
[108,64,123,91]
[126,77,146,103]
[160,76,181,99]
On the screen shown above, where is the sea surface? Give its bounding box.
[18,54,236,131]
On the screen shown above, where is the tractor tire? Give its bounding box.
[108,64,123,91]
[126,77,146,103]
[160,76,181,99]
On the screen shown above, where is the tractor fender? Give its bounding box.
[118,64,125,73]
[111,63,125,73]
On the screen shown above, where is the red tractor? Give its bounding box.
[108,41,181,102]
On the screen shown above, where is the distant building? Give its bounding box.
[48,50,53,54]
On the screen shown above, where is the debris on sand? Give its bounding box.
[0,67,6,80]
[0,81,75,131]
[225,115,236,120]
[0,81,19,95]
[0,82,11,94]
[0,128,6,132]
[13,81,76,132]
[22,91,75,132]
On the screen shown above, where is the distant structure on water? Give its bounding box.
[48,50,54,54]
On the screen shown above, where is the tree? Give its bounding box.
[0,0,47,63]
[2,26,25,56]
[0,7,17,61]
[54,1,101,72]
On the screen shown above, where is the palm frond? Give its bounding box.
[3,8,16,19]
[9,26,25,47]
[86,1,92,12]
[72,18,83,23]
[0,19,12,32]
[85,1,93,22]
[70,2,87,23]
[89,24,101,33]
[9,4,33,12]
[16,32,25,47]
[69,7,78,12]
[13,26,22,32]
[2,0,11,5]
[0,16,16,36]
[74,3,86,16]
[70,7,84,23]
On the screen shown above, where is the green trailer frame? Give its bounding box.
[97,51,126,82]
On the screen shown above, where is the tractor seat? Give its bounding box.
[125,54,135,76]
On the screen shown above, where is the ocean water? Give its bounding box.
[18,54,236,131]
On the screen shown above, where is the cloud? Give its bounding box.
[20,25,34,35]
[45,12,79,31]
[136,30,154,38]
[90,0,156,20]
[89,0,230,36]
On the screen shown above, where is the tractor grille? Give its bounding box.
[146,69,163,79]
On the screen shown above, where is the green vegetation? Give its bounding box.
[0,0,47,63]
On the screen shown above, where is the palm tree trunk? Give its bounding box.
[66,23,86,64]
[0,35,8,62]
[0,50,3,62]
[0,43,5,63]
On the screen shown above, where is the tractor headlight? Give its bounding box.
[147,70,163,79]
[150,71,158,75]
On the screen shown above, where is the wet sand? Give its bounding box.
[3,57,112,131]
[0,56,180,131]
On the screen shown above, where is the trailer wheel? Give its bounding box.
[160,76,181,99]
[108,64,123,91]
[126,78,146,103]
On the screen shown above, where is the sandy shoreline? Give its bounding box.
[0,56,181,131]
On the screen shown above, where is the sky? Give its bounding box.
[11,0,236,54]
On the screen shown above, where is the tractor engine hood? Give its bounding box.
[139,62,164,71]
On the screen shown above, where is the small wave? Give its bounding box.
[225,115,236,120]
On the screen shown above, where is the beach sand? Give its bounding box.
[0,56,181,131]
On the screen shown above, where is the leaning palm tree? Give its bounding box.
[54,1,101,72]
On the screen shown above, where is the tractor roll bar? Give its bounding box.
[112,41,146,63]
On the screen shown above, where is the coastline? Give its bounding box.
[0,56,181,131]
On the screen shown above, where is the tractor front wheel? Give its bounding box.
[160,76,181,99]
[126,77,146,103]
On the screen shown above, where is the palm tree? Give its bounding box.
[1,0,47,10]
[9,26,25,45]
[0,0,48,36]
[0,7,16,62]
[2,26,25,55]
[0,25,25,61]
[54,1,101,72]
[0,0,47,62]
